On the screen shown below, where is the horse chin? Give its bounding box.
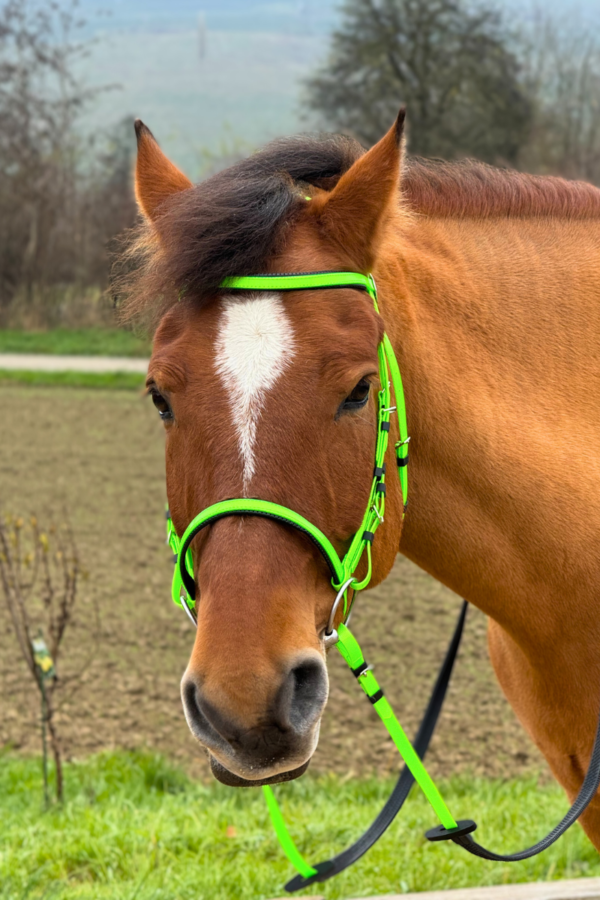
[209,755,311,787]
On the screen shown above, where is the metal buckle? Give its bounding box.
[371,504,384,524]
[180,591,197,628]
[323,577,356,648]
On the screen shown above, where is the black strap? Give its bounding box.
[284,600,469,892]
[445,696,600,861]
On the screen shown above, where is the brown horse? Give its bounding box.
[122,112,600,849]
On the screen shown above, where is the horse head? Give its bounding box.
[127,113,406,786]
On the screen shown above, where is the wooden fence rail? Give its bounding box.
[270,877,600,900]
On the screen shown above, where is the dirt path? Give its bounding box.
[0,385,545,782]
[0,352,148,373]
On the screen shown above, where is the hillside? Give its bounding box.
[80,28,326,177]
[80,0,338,34]
[77,0,600,179]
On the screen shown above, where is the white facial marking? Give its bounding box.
[215,292,296,492]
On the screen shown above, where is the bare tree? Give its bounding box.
[0,0,136,325]
[518,9,600,183]
[0,512,94,804]
[303,0,532,162]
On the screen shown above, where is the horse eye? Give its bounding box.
[341,378,371,413]
[150,388,173,421]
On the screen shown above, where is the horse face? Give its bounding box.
[148,279,390,784]
[134,114,406,784]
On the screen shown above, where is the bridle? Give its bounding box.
[168,271,409,617]
[165,270,600,892]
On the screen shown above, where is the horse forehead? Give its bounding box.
[214,292,296,391]
[212,292,298,490]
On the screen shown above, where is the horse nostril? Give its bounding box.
[275,656,328,734]
[181,677,231,746]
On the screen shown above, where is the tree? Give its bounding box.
[303,0,532,163]
[0,0,136,325]
[518,10,600,184]
[0,0,90,303]
[0,512,95,804]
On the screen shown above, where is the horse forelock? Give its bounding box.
[115,132,364,329]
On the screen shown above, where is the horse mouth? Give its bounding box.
[209,754,311,787]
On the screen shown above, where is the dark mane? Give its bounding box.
[116,133,364,326]
[403,157,600,219]
[116,134,600,327]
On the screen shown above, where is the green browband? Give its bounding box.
[166,270,458,884]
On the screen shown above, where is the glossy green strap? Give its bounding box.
[177,498,345,588]
[335,624,456,829]
[262,785,318,879]
[167,270,427,880]
[222,271,376,296]
[383,333,409,505]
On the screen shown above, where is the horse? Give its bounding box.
[120,110,600,851]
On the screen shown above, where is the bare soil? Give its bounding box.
[0,385,545,781]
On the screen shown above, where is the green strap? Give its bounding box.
[177,498,345,589]
[336,624,456,830]
[383,333,409,507]
[167,269,430,879]
[261,620,457,876]
[262,786,318,879]
[222,271,375,296]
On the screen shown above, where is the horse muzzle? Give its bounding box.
[181,652,328,784]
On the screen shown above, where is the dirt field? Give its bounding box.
[0,385,545,781]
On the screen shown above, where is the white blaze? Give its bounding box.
[215,292,296,491]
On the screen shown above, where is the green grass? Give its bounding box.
[1,751,599,900]
[0,370,145,390]
[0,329,150,358]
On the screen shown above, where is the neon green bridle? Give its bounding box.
[168,272,408,609]
[165,270,463,884]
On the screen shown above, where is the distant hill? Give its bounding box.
[78,0,600,181]
[80,0,600,35]
[81,0,338,34]
[80,28,327,177]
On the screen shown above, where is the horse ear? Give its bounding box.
[313,109,405,272]
[134,119,192,221]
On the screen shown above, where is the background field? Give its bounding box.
[0,328,150,357]
[0,384,545,784]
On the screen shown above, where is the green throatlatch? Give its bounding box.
[166,270,458,881]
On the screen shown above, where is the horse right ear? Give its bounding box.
[309,109,405,272]
[134,119,192,221]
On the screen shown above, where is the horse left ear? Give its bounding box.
[134,119,193,221]
[312,109,405,272]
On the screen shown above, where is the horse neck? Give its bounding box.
[380,214,600,648]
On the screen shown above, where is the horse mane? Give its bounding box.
[115,133,600,327]
[404,157,600,220]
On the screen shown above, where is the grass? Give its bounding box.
[0,370,145,390]
[1,751,599,900]
[0,328,150,358]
